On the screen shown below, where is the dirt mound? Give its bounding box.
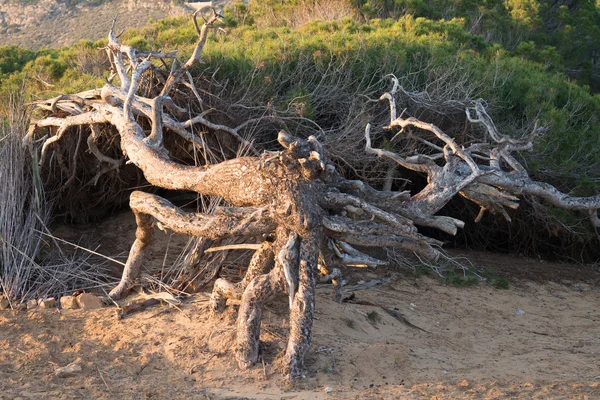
[1,254,599,399]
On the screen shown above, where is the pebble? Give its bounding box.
[0,296,9,309]
[76,293,103,310]
[55,361,82,378]
[324,387,333,393]
[460,379,469,387]
[26,299,38,310]
[39,298,56,309]
[60,296,78,310]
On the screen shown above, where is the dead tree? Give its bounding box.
[27,11,600,378]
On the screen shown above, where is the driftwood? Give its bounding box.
[27,11,600,378]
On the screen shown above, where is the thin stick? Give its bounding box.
[101,287,120,307]
[34,230,125,266]
[97,366,111,393]
[190,354,217,374]
[261,355,268,379]
[204,243,262,253]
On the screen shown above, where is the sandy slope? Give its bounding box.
[1,255,599,399]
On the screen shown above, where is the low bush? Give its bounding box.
[1,6,599,260]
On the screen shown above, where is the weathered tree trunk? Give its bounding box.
[28,12,600,379]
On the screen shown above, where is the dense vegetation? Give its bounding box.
[1,0,599,260]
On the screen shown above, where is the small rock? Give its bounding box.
[76,293,103,310]
[459,379,469,387]
[60,296,78,310]
[324,387,333,393]
[0,296,9,309]
[514,308,526,315]
[27,299,38,310]
[39,298,56,309]
[55,360,82,378]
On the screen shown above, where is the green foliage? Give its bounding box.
[444,270,479,287]
[366,310,380,326]
[412,263,432,277]
[2,13,599,185]
[0,40,106,105]
[0,46,36,76]
[222,2,255,28]
[1,2,599,258]
[443,267,509,288]
[482,269,510,289]
[284,86,316,119]
[342,317,356,329]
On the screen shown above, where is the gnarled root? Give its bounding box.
[234,228,322,376]
[319,265,343,303]
[110,190,277,300]
[235,265,285,369]
[235,229,294,369]
[318,240,345,303]
[109,211,153,300]
[285,232,320,378]
[210,241,275,313]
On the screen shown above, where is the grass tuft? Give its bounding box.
[0,96,116,304]
[366,310,380,326]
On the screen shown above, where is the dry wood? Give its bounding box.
[27,14,600,379]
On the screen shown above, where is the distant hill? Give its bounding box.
[0,0,217,49]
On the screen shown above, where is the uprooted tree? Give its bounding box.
[26,11,600,378]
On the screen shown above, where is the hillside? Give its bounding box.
[0,0,188,49]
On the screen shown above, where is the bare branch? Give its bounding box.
[160,9,223,97]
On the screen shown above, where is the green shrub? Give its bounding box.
[0,46,36,75]
[1,6,599,259]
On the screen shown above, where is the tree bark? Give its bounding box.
[28,17,600,380]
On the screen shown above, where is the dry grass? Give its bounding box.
[0,98,47,301]
[0,98,116,304]
[254,0,356,28]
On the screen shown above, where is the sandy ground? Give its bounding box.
[1,247,599,399]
